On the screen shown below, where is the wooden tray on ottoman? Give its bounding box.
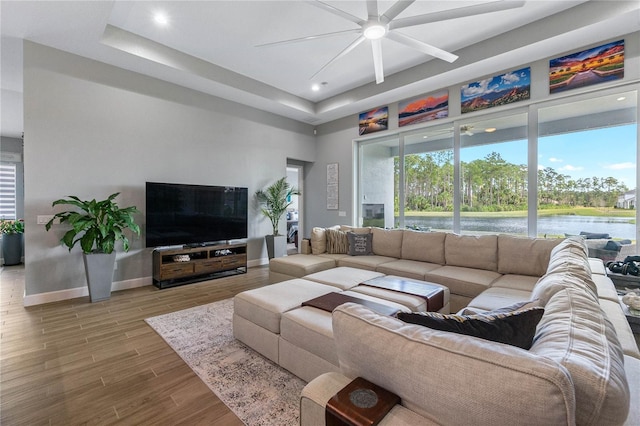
[361,276,445,312]
[302,292,400,317]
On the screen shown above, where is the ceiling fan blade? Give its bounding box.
[371,39,384,84]
[310,35,367,80]
[389,0,525,30]
[308,0,365,25]
[381,0,415,24]
[386,31,458,63]
[366,0,378,19]
[256,29,361,47]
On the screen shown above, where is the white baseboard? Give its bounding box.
[23,276,153,307]
[248,258,269,268]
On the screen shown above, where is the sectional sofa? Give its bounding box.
[234,227,639,425]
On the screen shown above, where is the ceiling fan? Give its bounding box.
[258,0,525,84]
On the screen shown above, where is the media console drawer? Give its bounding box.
[161,263,194,278]
[195,259,224,273]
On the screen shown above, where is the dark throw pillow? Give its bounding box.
[347,231,373,256]
[396,306,544,350]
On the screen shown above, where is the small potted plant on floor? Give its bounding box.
[45,193,140,302]
[255,177,300,259]
[0,218,25,265]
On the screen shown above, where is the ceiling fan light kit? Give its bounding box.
[258,0,526,85]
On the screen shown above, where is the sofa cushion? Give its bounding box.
[375,259,442,281]
[347,232,373,256]
[498,235,562,277]
[337,255,397,271]
[303,266,385,291]
[326,228,349,254]
[445,234,498,271]
[490,274,539,292]
[340,225,371,234]
[396,305,544,350]
[233,278,338,333]
[270,254,336,278]
[401,230,446,264]
[332,303,576,425]
[531,272,598,306]
[465,287,534,313]
[424,265,501,299]
[280,307,339,365]
[530,287,630,426]
[371,228,404,258]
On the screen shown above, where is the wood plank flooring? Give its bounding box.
[0,265,270,425]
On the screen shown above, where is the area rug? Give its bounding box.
[145,299,305,425]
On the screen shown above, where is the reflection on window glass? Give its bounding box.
[538,91,637,259]
[359,137,398,228]
[460,114,528,235]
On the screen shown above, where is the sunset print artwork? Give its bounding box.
[359,107,389,135]
[461,67,531,114]
[398,90,449,127]
[549,40,624,94]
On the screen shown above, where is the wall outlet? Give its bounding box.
[338,211,346,217]
[37,215,55,225]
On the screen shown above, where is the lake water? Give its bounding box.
[404,215,636,240]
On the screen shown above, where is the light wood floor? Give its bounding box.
[0,265,270,425]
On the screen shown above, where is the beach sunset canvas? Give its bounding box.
[399,90,449,127]
[359,106,389,135]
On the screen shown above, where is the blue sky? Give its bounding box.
[461,124,637,189]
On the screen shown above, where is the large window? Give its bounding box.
[402,125,453,231]
[356,87,638,253]
[537,90,637,241]
[460,113,528,235]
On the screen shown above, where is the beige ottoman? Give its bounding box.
[279,291,411,382]
[233,278,339,362]
[351,276,450,313]
[303,266,385,290]
[269,254,336,283]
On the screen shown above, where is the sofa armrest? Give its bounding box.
[300,372,434,426]
[301,238,311,254]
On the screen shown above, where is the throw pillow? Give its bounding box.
[347,232,373,256]
[396,305,544,350]
[326,228,349,254]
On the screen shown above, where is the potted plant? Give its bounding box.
[255,177,300,259]
[0,218,25,266]
[45,193,140,302]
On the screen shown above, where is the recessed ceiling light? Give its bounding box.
[311,84,320,92]
[154,12,169,26]
[363,23,386,40]
[617,96,626,101]
[484,127,497,133]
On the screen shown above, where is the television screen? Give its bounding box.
[145,182,248,248]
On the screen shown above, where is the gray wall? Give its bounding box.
[23,42,316,296]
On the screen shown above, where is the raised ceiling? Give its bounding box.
[1,1,639,138]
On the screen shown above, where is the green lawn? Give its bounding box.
[403,206,635,220]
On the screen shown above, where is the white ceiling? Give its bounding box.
[1,1,639,138]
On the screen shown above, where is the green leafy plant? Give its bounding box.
[45,193,140,254]
[255,177,300,236]
[0,218,24,234]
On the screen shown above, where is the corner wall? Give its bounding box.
[23,42,316,300]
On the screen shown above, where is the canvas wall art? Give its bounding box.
[359,107,389,135]
[398,90,449,127]
[549,40,624,94]
[461,67,531,114]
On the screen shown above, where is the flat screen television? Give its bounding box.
[145,182,248,248]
